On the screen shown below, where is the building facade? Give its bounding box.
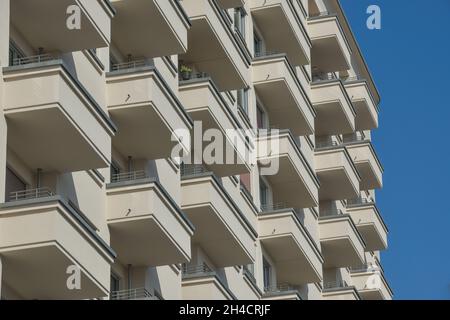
[0,0,392,300]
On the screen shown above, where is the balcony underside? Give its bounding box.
[347,205,387,251]
[346,143,383,190]
[187,109,251,176]
[317,168,358,200]
[111,0,188,57]
[260,231,321,285]
[319,217,365,268]
[262,156,317,208]
[5,106,108,173]
[0,244,107,300]
[217,0,245,9]
[106,181,193,266]
[108,104,186,160]
[314,101,354,135]
[0,198,114,299]
[251,2,309,65]
[311,36,349,72]
[109,217,189,266]
[183,204,252,267]
[181,19,247,91]
[11,0,110,53]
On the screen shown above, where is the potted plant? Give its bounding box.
[180,65,192,80]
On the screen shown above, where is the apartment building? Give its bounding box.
[0,0,392,300]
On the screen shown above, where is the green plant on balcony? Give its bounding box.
[180,65,192,80]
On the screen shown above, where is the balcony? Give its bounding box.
[0,190,115,299]
[262,284,302,300]
[181,264,236,300]
[10,0,113,53]
[110,0,190,57]
[350,265,393,300]
[319,211,365,268]
[344,138,383,190]
[257,130,319,208]
[252,53,315,135]
[217,0,245,9]
[3,56,115,173]
[308,12,352,72]
[180,167,256,267]
[179,75,251,176]
[106,62,192,160]
[180,0,251,91]
[347,198,388,251]
[106,172,194,266]
[250,0,311,65]
[344,78,379,130]
[258,206,323,285]
[315,142,360,200]
[322,280,360,300]
[110,287,159,300]
[310,74,355,135]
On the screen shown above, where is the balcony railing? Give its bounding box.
[254,50,281,59]
[11,53,59,66]
[323,280,349,290]
[180,164,209,177]
[111,170,147,183]
[178,70,210,81]
[182,263,212,276]
[110,287,156,300]
[347,196,373,206]
[9,187,54,202]
[312,72,338,82]
[309,10,332,18]
[349,263,381,273]
[264,283,300,293]
[260,202,290,213]
[343,132,366,143]
[315,140,341,149]
[110,59,151,72]
[320,209,344,218]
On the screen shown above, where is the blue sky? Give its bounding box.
[340,0,450,299]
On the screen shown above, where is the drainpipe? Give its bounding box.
[127,264,132,290]
[36,168,42,189]
[127,156,133,173]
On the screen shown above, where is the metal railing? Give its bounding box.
[110,287,155,300]
[309,10,332,18]
[343,132,366,143]
[254,50,281,59]
[349,263,381,273]
[110,59,150,71]
[179,71,210,81]
[182,263,212,276]
[320,209,344,218]
[347,197,373,206]
[260,202,289,212]
[312,72,338,82]
[323,280,349,289]
[315,140,341,149]
[9,187,54,202]
[111,170,147,183]
[265,283,299,293]
[180,164,209,177]
[12,53,58,66]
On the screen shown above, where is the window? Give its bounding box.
[254,32,263,56]
[259,179,268,209]
[234,7,246,38]
[5,167,26,202]
[110,161,121,182]
[237,88,249,115]
[263,257,272,290]
[110,273,120,293]
[256,103,266,129]
[9,41,24,66]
